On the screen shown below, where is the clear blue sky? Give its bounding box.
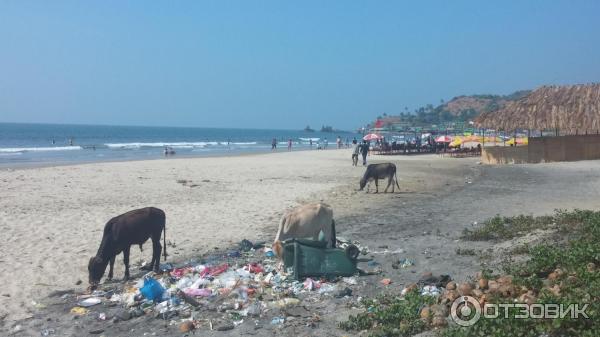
[1,1,599,130]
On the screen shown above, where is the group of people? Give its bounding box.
[271,136,352,151]
[351,138,370,166]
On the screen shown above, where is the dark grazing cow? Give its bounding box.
[359,163,400,193]
[88,207,166,289]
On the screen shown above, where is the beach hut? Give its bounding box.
[476,83,600,134]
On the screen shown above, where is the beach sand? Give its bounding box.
[0,149,466,324]
[3,149,600,333]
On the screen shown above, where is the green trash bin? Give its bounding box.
[282,238,359,280]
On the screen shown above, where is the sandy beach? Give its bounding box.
[3,149,600,335]
[0,149,463,324]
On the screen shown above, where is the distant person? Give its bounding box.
[227,138,231,149]
[69,137,74,146]
[309,139,313,148]
[351,139,359,166]
[345,137,349,148]
[51,139,55,145]
[324,137,328,149]
[288,138,292,151]
[360,140,370,166]
[336,136,341,149]
[271,138,277,151]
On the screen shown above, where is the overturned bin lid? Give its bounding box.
[282,238,359,280]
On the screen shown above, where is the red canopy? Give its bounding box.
[435,135,452,143]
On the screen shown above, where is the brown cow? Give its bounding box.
[272,203,336,257]
[88,207,166,289]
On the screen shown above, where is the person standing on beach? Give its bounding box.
[351,139,359,166]
[288,138,292,151]
[336,136,341,149]
[309,139,313,148]
[324,137,328,149]
[271,138,277,151]
[360,140,369,166]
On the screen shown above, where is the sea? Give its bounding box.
[0,123,360,167]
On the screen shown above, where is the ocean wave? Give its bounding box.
[104,142,219,149]
[0,146,82,153]
[299,137,320,142]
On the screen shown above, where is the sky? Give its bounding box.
[1,1,600,130]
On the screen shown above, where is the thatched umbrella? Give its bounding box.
[475,83,600,133]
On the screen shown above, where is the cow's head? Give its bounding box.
[272,240,284,259]
[359,177,367,190]
[88,256,108,289]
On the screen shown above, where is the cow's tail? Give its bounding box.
[331,219,337,248]
[394,169,401,190]
[162,219,167,261]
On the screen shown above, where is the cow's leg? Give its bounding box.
[374,179,379,193]
[123,246,131,281]
[384,175,393,193]
[151,235,162,273]
[107,256,115,281]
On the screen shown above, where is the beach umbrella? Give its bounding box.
[449,138,463,148]
[464,135,483,143]
[363,133,382,141]
[435,135,452,143]
[506,138,529,146]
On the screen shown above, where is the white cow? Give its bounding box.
[272,203,336,257]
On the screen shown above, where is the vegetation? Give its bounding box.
[340,210,599,337]
[370,90,531,130]
[461,214,556,241]
[339,289,435,337]
[446,209,600,337]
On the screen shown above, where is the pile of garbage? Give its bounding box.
[69,239,359,333]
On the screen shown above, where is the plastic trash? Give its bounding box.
[270,298,300,309]
[303,278,316,290]
[342,277,358,285]
[228,250,241,258]
[318,283,337,294]
[139,277,165,302]
[421,285,441,297]
[380,278,392,286]
[70,306,89,315]
[244,263,264,274]
[183,288,212,297]
[176,276,194,290]
[239,239,254,252]
[200,263,228,278]
[78,297,102,307]
[264,249,275,258]
[271,317,285,325]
